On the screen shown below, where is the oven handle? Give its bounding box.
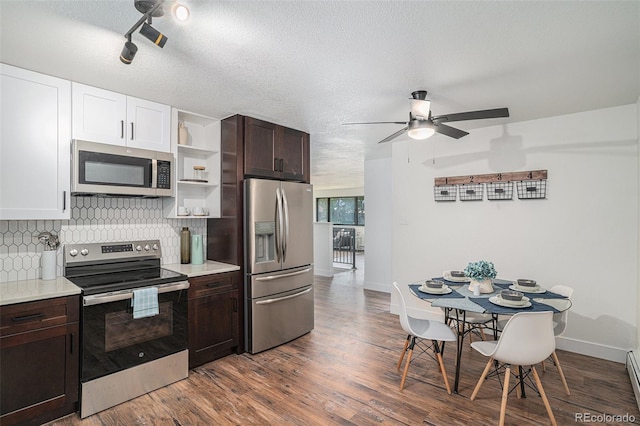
[83,281,190,306]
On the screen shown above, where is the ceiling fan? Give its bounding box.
[344,90,510,144]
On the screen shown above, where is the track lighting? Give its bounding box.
[120,40,138,64]
[140,22,168,47]
[120,0,189,64]
[172,3,190,21]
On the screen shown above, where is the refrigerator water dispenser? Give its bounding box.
[254,221,276,263]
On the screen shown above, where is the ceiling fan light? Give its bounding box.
[408,127,435,140]
[407,120,435,140]
[411,99,431,118]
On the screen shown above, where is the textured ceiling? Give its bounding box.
[1,1,639,190]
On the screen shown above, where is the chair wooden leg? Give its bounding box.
[435,345,452,395]
[471,358,494,400]
[479,325,487,341]
[397,334,411,369]
[531,366,557,426]
[551,351,571,396]
[499,365,511,426]
[400,338,415,391]
[542,359,546,372]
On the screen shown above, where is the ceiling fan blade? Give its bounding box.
[432,108,510,123]
[377,126,408,144]
[343,121,408,125]
[433,123,469,139]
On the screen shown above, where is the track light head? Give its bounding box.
[140,22,168,47]
[172,3,190,22]
[120,41,138,64]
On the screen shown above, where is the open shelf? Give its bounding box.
[164,109,221,219]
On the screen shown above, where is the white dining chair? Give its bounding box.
[392,282,457,393]
[470,311,557,426]
[542,284,574,395]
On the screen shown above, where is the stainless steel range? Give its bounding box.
[64,240,189,418]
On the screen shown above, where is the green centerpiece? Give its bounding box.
[465,260,497,294]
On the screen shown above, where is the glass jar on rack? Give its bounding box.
[193,165,207,182]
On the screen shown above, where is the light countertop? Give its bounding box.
[163,260,240,278]
[0,277,81,306]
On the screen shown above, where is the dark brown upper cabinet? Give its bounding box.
[244,117,310,183]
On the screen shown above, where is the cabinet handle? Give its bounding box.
[205,282,223,288]
[62,191,66,212]
[280,158,284,172]
[274,158,279,172]
[233,298,238,312]
[70,333,74,354]
[131,122,134,140]
[121,120,124,139]
[12,313,44,322]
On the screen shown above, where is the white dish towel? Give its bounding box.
[132,287,159,319]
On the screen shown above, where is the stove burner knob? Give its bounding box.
[144,244,150,251]
[135,245,142,251]
[69,249,78,257]
[80,248,89,256]
[152,244,159,251]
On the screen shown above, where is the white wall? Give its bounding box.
[313,222,333,277]
[363,157,392,292]
[378,104,638,362]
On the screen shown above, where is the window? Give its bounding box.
[316,196,364,225]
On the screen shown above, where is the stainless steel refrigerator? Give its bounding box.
[244,178,314,354]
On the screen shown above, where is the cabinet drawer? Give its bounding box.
[188,272,236,299]
[1,296,79,337]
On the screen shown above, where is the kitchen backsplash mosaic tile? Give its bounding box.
[0,197,206,283]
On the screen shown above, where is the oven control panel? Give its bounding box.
[64,240,162,265]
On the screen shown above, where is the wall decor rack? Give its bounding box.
[434,170,547,202]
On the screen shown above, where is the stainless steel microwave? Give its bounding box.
[71,140,174,197]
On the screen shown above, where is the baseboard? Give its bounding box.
[626,351,640,410]
[556,336,627,363]
[314,269,334,277]
[363,280,389,293]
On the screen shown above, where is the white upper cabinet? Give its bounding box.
[126,96,171,152]
[0,64,71,220]
[72,82,171,152]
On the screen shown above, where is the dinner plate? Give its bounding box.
[496,295,530,307]
[509,284,546,294]
[442,275,470,283]
[489,296,532,308]
[419,285,452,295]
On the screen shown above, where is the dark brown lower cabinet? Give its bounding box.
[0,296,80,426]
[188,271,240,368]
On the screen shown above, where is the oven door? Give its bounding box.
[81,281,189,382]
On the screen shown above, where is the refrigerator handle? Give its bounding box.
[275,187,283,262]
[281,187,289,262]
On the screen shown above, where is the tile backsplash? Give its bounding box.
[0,197,206,283]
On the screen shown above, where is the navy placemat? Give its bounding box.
[432,277,469,286]
[469,297,561,314]
[409,284,465,299]
[491,279,514,289]
[509,288,569,299]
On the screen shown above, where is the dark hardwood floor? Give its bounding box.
[50,263,640,425]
